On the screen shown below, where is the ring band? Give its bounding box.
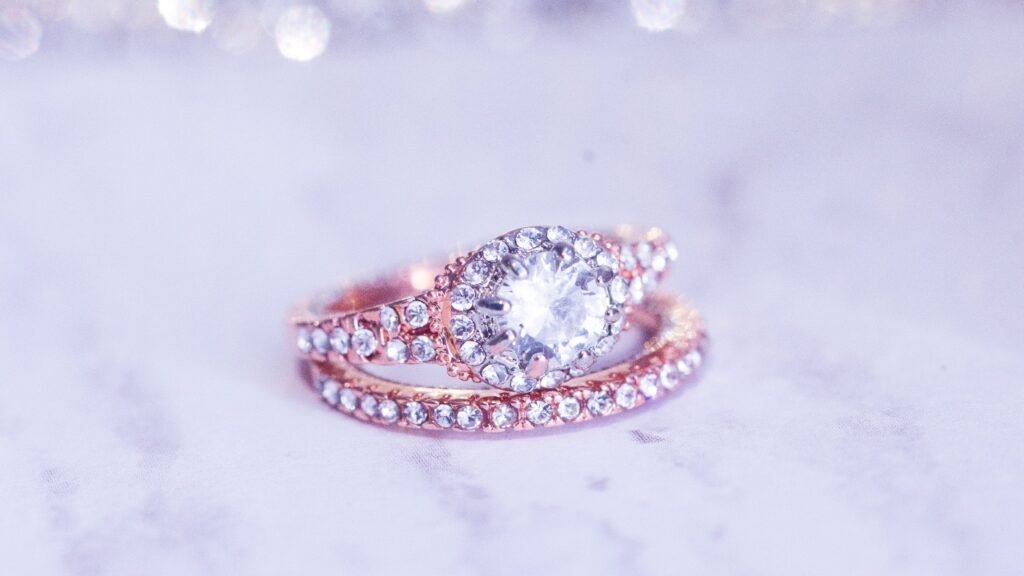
[304,293,706,432]
[291,225,679,393]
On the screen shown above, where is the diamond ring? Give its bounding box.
[291,225,681,393]
[305,293,706,432]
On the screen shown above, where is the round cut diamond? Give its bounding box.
[609,277,629,304]
[311,327,330,353]
[539,371,565,389]
[351,328,377,357]
[495,250,612,370]
[638,374,659,399]
[404,300,430,328]
[404,401,427,425]
[491,403,518,429]
[434,404,455,428]
[574,236,600,259]
[616,384,637,409]
[296,328,312,353]
[660,363,681,390]
[379,306,400,333]
[378,399,399,423]
[462,260,491,285]
[481,239,510,262]
[587,390,613,416]
[510,373,536,393]
[459,341,485,366]
[456,405,483,430]
[339,389,358,411]
[515,227,545,250]
[450,285,476,311]
[410,336,436,362]
[557,396,581,420]
[329,328,349,354]
[683,349,702,371]
[360,394,379,417]
[481,363,509,386]
[526,399,553,425]
[385,339,408,363]
[595,250,618,269]
[450,315,475,340]
[321,379,341,405]
[546,226,575,245]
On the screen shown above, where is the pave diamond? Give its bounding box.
[450,315,475,340]
[403,401,428,425]
[329,328,349,354]
[296,328,312,353]
[433,404,455,428]
[546,226,575,245]
[683,349,702,371]
[526,399,553,425]
[351,328,377,357]
[557,396,581,420]
[456,405,484,430]
[311,327,330,353]
[379,306,400,333]
[462,260,491,285]
[515,227,545,250]
[385,339,408,363]
[660,363,681,390]
[616,384,638,409]
[638,374,659,399]
[609,277,629,304]
[481,363,509,386]
[495,250,612,370]
[481,239,510,262]
[450,284,476,311]
[404,300,429,328]
[339,389,358,411]
[539,371,565,389]
[491,403,518,429]
[378,399,399,423]
[360,394,379,417]
[459,341,485,366]
[321,379,341,405]
[410,335,436,362]
[587,390,613,416]
[510,373,536,393]
[573,236,600,259]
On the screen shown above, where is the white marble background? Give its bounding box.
[2,5,1023,576]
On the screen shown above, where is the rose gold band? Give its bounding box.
[302,293,706,432]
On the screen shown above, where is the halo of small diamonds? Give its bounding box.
[443,226,630,391]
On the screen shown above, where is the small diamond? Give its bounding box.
[450,284,476,311]
[616,384,637,409]
[665,241,679,261]
[684,349,702,370]
[651,247,668,272]
[296,328,312,353]
[379,306,400,333]
[639,374,659,399]
[378,399,399,423]
[339,389,358,411]
[410,336,436,362]
[311,327,329,353]
[609,277,629,304]
[546,226,575,245]
[595,250,618,269]
[676,358,693,376]
[385,339,408,363]
[351,328,377,357]
[404,300,429,328]
[462,260,491,286]
[630,277,645,304]
[459,341,485,366]
[450,315,475,340]
[635,242,653,267]
[574,236,600,259]
[403,401,427,425]
[515,227,545,250]
[433,404,455,428]
[539,371,564,389]
[321,379,341,405]
[526,399,553,425]
[360,394,379,417]
[510,373,536,393]
[593,336,616,357]
[491,403,518,429]
[619,245,637,270]
[660,363,681,390]
[481,239,510,262]
[456,405,484,430]
[481,363,509,386]
[587,390,614,416]
[557,396,581,420]
[329,328,349,354]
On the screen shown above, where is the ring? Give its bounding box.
[291,225,681,393]
[304,293,706,432]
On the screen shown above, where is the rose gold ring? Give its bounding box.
[304,292,706,432]
[291,225,682,394]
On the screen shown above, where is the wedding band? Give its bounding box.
[291,225,680,393]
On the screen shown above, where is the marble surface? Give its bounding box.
[2,8,1023,576]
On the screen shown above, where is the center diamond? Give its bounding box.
[494,250,610,370]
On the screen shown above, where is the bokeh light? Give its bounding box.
[631,0,687,32]
[274,4,331,62]
[158,0,216,33]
